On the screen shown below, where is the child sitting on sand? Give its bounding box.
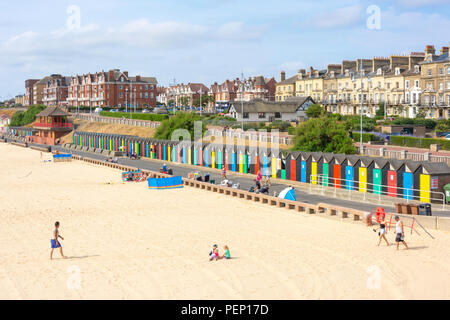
[221,246,231,260]
[209,244,219,261]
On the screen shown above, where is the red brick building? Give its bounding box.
[43,74,70,107]
[67,69,158,109]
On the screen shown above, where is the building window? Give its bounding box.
[258,113,266,119]
[428,69,432,76]
[415,80,419,88]
[275,112,281,119]
[448,67,450,74]
[405,80,410,89]
[439,68,443,75]
[243,113,249,119]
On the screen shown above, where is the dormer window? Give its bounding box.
[395,68,400,76]
[377,68,382,75]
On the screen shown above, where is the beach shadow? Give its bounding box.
[66,255,100,260]
[406,246,428,251]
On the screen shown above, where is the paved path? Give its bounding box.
[54,145,450,218]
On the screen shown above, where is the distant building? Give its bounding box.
[228,96,316,122]
[166,83,209,108]
[15,94,25,106]
[25,79,39,106]
[31,106,73,145]
[0,114,11,133]
[32,77,49,105]
[67,69,158,109]
[43,74,70,107]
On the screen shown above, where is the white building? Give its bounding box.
[0,114,11,133]
[228,96,316,122]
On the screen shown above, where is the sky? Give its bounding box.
[1,0,449,99]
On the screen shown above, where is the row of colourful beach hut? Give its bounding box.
[73,131,450,203]
[8,127,36,138]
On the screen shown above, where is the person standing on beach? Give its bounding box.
[394,216,408,250]
[377,216,389,246]
[50,222,67,260]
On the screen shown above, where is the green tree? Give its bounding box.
[154,112,206,141]
[305,104,324,118]
[375,103,385,119]
[9,105,46,127]
[179,96,190,107]
[193,95,214,108]
[292,117,356,154]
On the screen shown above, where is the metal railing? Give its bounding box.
[310,174,446,210]
[71,113,161,128]
[205,128,294,145]
[359,146,450,165]
[34,122,73,128]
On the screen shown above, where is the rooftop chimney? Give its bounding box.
[408,53,425,70]
[280,71,286,82]
[441,46,449,55]
[341,60,356,74]
[390,55,409,70]
[372,57,390,73]
[425,45,436,55]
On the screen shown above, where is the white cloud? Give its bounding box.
[397,0,450,7]
[0,18,264,72]
[305,4,364,29]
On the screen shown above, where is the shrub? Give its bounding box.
[100,111,168,122]
[352,132,377,143]
[390,136,450,151]
[154,112,206,140]
[9,105,46,127]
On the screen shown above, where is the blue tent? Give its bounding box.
[148,176,184,190]
[278,187,296,201]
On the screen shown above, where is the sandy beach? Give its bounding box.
[0,143,449,300]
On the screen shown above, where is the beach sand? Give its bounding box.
[0,143,449,300]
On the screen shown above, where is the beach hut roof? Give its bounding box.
[311,152,323,162]
[334,154,347,164]
[322,153,335,162]
[422,162,450,175]
[374,157,389,168]
[300,151,312,161]
[347,155,361,166]
[289,151,302,160]
[404,160,422,173]
[389,159,405,171]
[360,156,375,167]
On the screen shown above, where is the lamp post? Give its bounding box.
[241,72,245,132]
[352,60,364,154]
[359,61,363,154]
[125,87,128,114]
